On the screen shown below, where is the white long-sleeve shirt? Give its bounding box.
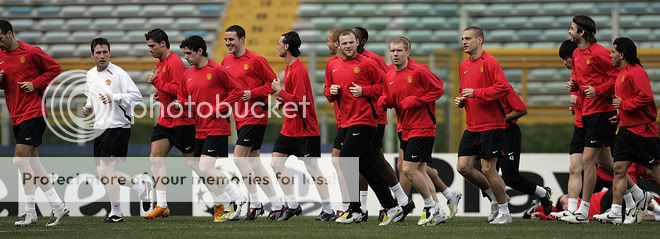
[85,62,142,129]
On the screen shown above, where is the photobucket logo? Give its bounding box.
[42,70,108,143]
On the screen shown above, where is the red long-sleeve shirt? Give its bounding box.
[181,61,241,139]
[362,50,388,125]
[221,50,276,129]
[382,63,443,141]
[151,52,194,127]
[614,64,658,137]
[572,43,619,116]
[324,56,342,130]
[279,59,320,137]
[0,41,61,125]
[459,51,510,132]
[503,89,527,128]
[568,70,584,128]
[327,54,384,128]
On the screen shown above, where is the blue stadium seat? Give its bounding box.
[149,18,175,29]
[620,15,639,28]
[126,30,146,42]
[503,42,528,48]
[490,30,517,42]
[337,17,363,28]
[638,15,660,27]
[597,3,617,14]
[407,30,434,42]
[297,30,322,43]
[518,30,542,41]
[48,44,76,58]
[182,30,208,38]
[312,17,336,29]
[475,17,502,29]
[378,30,405,42]
[7,6,33,16]
[529,69,559,81]
[624,29,652,41]
[503,17,528,29]
[434,30,458,42]
[529,16,556,28]
[131,43,149,57]
[530,42,558,48]
[93,18,120,30]
[198,4,224,15]
[504,69,522,82]
[591,16,612,28]
[36,6,60,16]
[67,19,92,31]
[568,3,596,15]
[543,29,569,41]
[542,3,568,15]
[88,5,113,17]
[420,17,446,29]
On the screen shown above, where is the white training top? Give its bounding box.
[85,62,142,129]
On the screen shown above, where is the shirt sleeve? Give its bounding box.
[216,68,243,113]
[417,68,444,104]
[29,46,61,90]
[594,50,619,96]
[361,63,384,98]
[279,67,309,104]
[324,61,336,102]
[506,90,527,112]
[473,59,510,101]
[620,69,654,111]
[112,70,143,109]
[152,61,185,96]
[249,56,277,98]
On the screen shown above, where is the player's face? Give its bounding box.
[338,34,358,59]
[389,42,409,69]
[277,36,287,58]
[562,57,573,70]
[92,44,111,70]
[224,31,243,55]
[610,45,623,68]
[146,39,166,59]
[182,47,201,66]
[461,30,481,55]
[0,31,13,50]
[568,22,581,42]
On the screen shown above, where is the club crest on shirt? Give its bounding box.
[479,65,484,73]
[19,55,26,64]
[206,73,212,80]
[353,67,360,74]
[407,75,413,83]
[586,57,591,65]
[243,64,249,70]
[105,79,111,86]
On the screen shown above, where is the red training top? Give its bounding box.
[278,59,320,137]
[151,52,194,127]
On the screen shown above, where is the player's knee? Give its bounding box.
[270,160,284,171]
[13,157,30,167]
[150,156,164,166]
[456,163,471,176]
[613,162,627,175]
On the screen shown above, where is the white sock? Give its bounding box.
[341,203,349,211]
[359,191,368,212]
[44,188,64,209]
[132,179,145,195]
[423,196,435,207]
[285,194,298,208]
[498,203,510,214]
[110,201,122,216]
[578,201,590,217]
[628,185,644,202]
[568,198,579,212]
[321,199,333,214]
[441,188,454,200]
[484,188,495,202]
[156,190,168,208]
[270,196,284,210]
[611,204,622,215]
[390,183,409,206]
[623,192,636,210]
[213,192,231,206]
[25,194,36,213]
[249,193,259,208]
[224,184,241,201]
[534,186,547,198]
[654,214,660,221]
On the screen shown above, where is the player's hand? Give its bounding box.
[242,90,252,100]
[18,82,34,93]
[454,96,466,108]
[569,105,575,115]
[274,96,284,110]
[349,82,362,97]
[566,80,578,92]
[608,115,619,124]
[146,70,156,84]
[330,84,340,95]
[583,85,596,98]
[271,78,281,92]
[530,212,541,221]
[612,96,621,109]
[99,93,112,104]
[461,88,474,98]
[569,94,577,106]
[81,105,92,116]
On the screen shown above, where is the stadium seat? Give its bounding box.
[126,30,146,43]
[542,3,568,15]
[530,42,557,48]
[591,15,612,28]
[529,69,558,81]
[596,29,613,42]
[420,17,446,29]
[120,18,147,30]
[71,31,98,43]
[364,17,390,29]
[529,16,556,28]
[503,42,528,48]
[503,17,528,29]
[10,19,33,31]
[488,3,515,16]
[115,5,141,17]
[543,29,569,41]
[324,4,350,16]
[182,30,208,37]
[7,6,33,16]
[463,3,487,13]
[149,18,176,29]
[43,31,70,43]
[378,30,405,42]
[434,30,458,42]
[638,15,660,27]
[297,4,322,17]
[622,2,650,14]
[175,18,202,29]
[391,17,419,29]
[653,2,660,12]
[143,5,168,17]
[88,5,114,17]
[16,31,42,43]
[36,6,60,16]
[109,43,130,56]
[98,30,125,42]
[37,19,65,31]
[475,17,502,29]
[312,17,336,29]
[528,95,559,106]
[170,4,196,16]
[407,3,432,16]
[380,4,405,15]
[47,44,76,58]
[433,3,459,16]
[597,2,617,14]
[490,30,517,42]
[67,19,93,31]
[198,4,224,15]
[297,30,322,42]
[337,17,363,28]
[407,30,434,42]
[504,69,522,82]
[624,29,652,41]
[352,3,378,16]
[515,3,542,15]
[518,30,542,41]
[417,43,447,55]
[61,5,87,17]
[620,15,639,28]
[568,2,596,15]
[93,18,120,30]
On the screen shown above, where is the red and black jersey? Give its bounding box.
[614,64,658,137]
[382,63,444,141]
[324,55,342,130]
[362,50,389,125]
[458,51,511,132]
[279,59,320,137]
[151,52,193,127]
[181,61,241,139]
[569,70,584,128]
[221,49,277,129]
[503,89,527,128]
[326,54,384,128]
[0,41,61,125]
[572,43,619,116]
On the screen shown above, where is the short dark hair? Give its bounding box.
[352,27,368,42]
[559,39,578,59]
[145,28,170,49]
[464,26,485,42]
[91,37,110,53]
[555,195,565,212]
[613,37,641,66]
[180,35,207,57]
[0,19,14,35]
[338,29,357,42]
[282,31,301,57]
[573,15,597,43]
[225,25,246,39]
